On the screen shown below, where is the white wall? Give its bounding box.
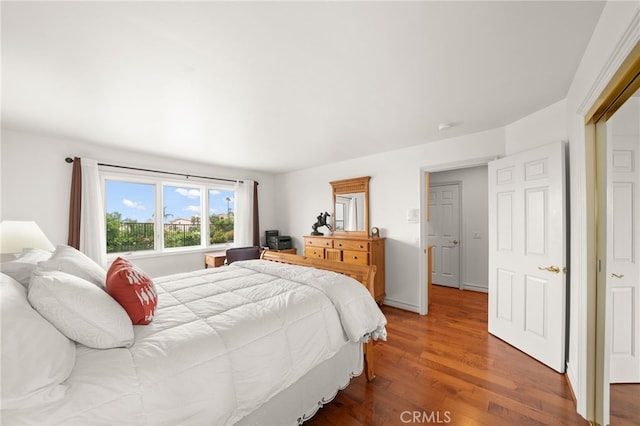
[0,128,278,277]
[505,99,568,155]
[429,165,489,292]
[274,128,504,312]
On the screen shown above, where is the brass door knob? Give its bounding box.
[538,266,560,274]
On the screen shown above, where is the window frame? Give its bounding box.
[102,169,236,260]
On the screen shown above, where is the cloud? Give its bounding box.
[185,205,200,213]
[122,199,145,210]
[175,188,200,199]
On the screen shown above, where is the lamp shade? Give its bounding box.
[0,221,55,254]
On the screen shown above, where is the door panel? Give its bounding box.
[497,192,514,251]
[611,287,633,354]
[488,141,566,373]
[525,188,547,255]
[496,269,514,321]
[524,275,546,337]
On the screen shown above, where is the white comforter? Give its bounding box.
[5,260,387,426]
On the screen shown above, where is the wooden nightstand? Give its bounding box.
[204,252,226,268]
[269,248,297,255]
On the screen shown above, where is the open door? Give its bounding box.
[488,141,567,373]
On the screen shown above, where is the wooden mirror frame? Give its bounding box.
[330,176,370,237]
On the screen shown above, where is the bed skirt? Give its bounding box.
[235,341,363,425]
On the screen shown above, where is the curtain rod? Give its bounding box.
[64,157,254,185]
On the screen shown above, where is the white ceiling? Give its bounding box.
[1,1,604,174]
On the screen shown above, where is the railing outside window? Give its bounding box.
[106,221,234,253]
[164,223,200,248]
[107,222,155,253]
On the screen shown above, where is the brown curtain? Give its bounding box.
[252,181,260,246]
[67,157,82,249]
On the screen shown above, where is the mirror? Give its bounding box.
[330,176,370,236]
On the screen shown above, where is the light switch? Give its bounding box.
[406,208,419,223]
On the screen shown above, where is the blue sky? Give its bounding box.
[105,180,234,222]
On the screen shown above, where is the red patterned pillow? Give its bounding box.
[106,257,157,325]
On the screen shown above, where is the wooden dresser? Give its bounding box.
[304,235,385,303]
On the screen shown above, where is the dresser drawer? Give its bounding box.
[342,250,369,265]
[325,249,342,262]
[305,238,333,248]
[304,247,325,258]
[333,239,369,251]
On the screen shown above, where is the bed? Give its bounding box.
[1,247,387,425]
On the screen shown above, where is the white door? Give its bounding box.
[488,141,567,373]
[607,99,640,383]
[429,184,460,288]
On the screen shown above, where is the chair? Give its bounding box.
[225,246,261,265]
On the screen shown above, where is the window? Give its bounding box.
[163,185,202,249]
[104,175,235,255]
[105,181,156,253]
[208,189,235,244]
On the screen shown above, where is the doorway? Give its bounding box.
[429,183,461,288]
[605,88,640,426]
[593,86,640,426]
[420,162,491,314]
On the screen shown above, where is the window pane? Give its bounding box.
[163,185,201,248]
[209,189,235,244]
[105,180,156,253]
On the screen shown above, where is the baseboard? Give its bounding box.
[462,282,488,293]
[382,298,420,313]
[565,361,578,400]
[565,360,585,420]
[565,368,578,405]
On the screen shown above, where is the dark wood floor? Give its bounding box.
[306,285,590,425]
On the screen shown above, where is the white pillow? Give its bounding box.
[28,269,134,349]
[0,248,52,287]
[1,272,76,409]
[37,245,106,288]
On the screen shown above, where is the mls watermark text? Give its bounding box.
[400,410,452,424]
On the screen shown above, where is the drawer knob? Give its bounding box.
[352,256,358,260]
[359,245,364,249]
